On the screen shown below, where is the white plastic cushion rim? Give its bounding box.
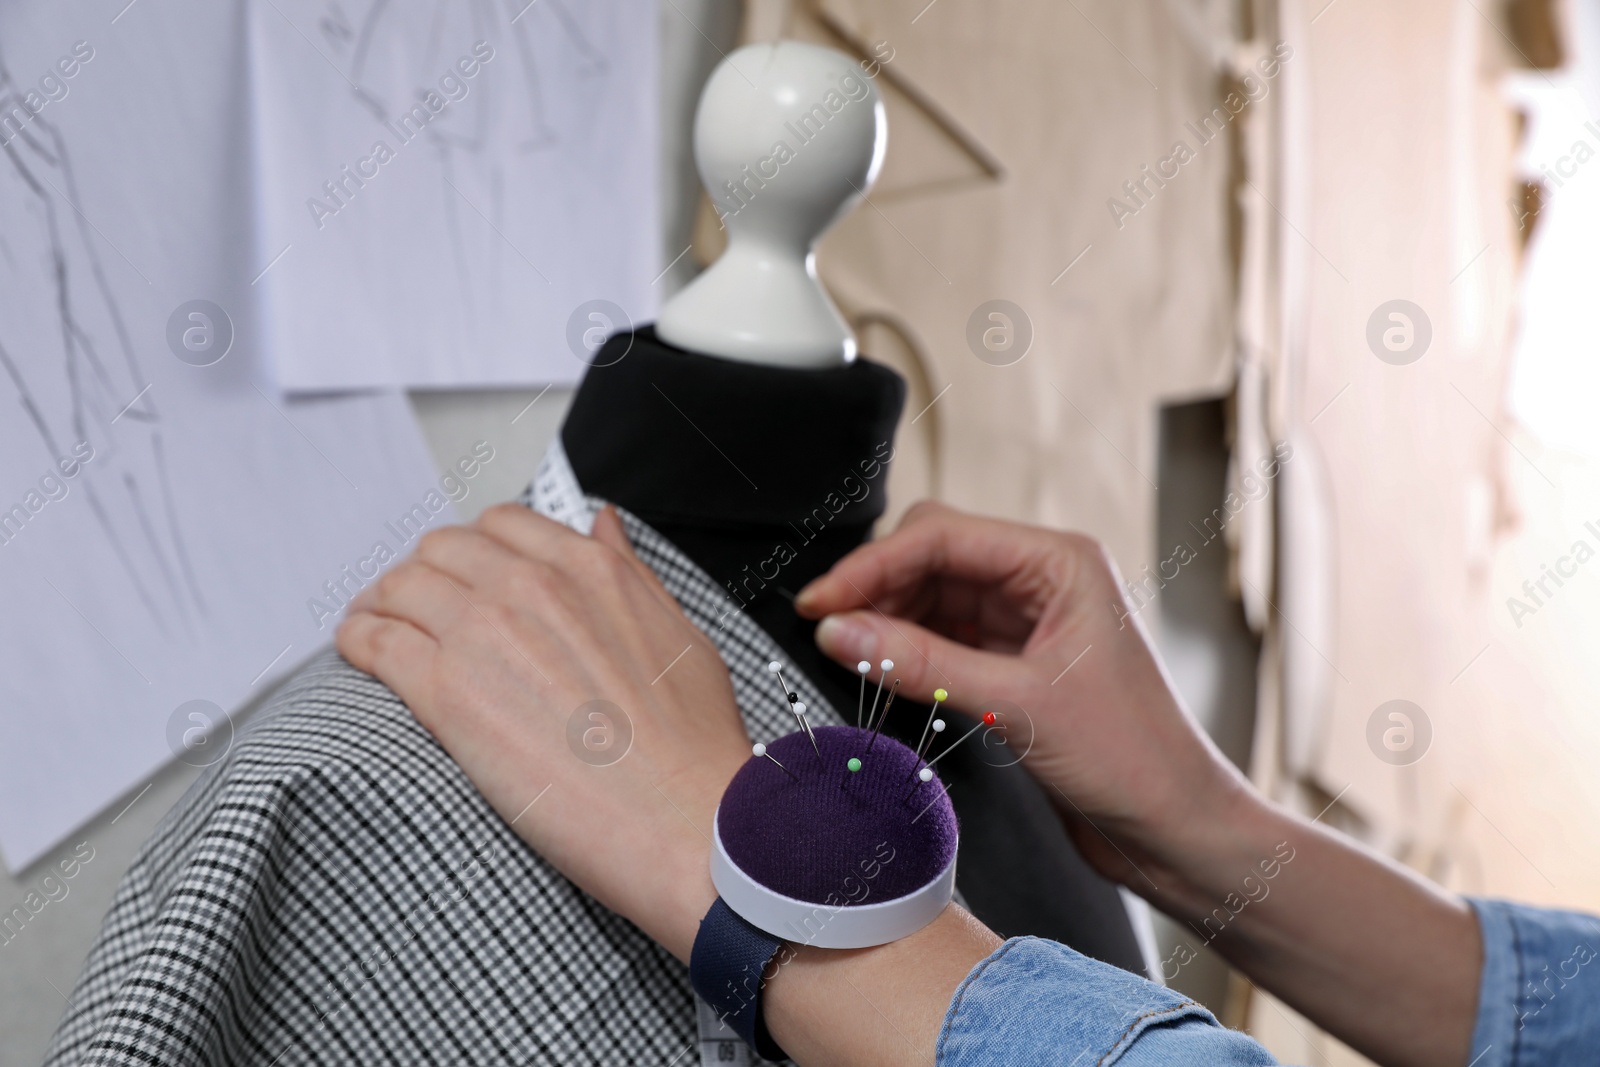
[710,808,958,949]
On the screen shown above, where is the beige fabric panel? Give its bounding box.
[729,0,1240,578]
[1283,0,1522,845]
[1245,0,1527,1061]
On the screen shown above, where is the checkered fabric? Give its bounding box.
[44,495,832,1066]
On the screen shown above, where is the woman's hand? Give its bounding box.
[793,500,1251,893]
[336,504,748,963]
[339,503,1003,1067]
[796,502,1485,1067]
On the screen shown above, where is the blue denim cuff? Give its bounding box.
[1468,897,1600,1067]
[937,937,1220,1066]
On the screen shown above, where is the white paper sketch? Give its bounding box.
[0,0,447,872]
[254,0,660,391]
[1,53,210,641]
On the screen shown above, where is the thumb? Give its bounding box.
[588,503,634,555]
[814,610,1016,711]
[590,505,681,613]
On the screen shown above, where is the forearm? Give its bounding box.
[794,504,1485,1064]
[654,853,1000,1067]
[1143,790,1481,1067]
[762,906,1002,1067]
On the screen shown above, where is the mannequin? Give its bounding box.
[568,40,1144,970]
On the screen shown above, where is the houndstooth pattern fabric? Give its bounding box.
[44,496,837,1066]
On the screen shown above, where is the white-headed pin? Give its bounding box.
[905,711,996,803]
[752,742,799,782]
[921,711,998,774]
[767,660,821,762]
[865,658,893,733]
[866,679,899,753]
[907,688,950,780]
[855,660,871,727]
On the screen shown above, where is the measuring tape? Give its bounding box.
[529,439,595,534]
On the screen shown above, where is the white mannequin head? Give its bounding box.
[657,41,887,367]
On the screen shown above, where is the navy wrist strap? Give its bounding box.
[689,898,788,1061]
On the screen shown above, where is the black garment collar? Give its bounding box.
[560,326,905,607]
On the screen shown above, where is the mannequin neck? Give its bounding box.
[656,242,856,368]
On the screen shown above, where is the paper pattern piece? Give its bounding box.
[252,0,660,391]
[0,0,454,872]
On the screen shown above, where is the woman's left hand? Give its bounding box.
[336,504,749,962]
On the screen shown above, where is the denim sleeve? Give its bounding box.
[1467,898,1600,1067]
[937,937,1281,1066]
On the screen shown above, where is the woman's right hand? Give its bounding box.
[793,500,1255,900]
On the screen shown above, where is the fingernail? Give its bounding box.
[816,614,875,660]
[793,580,820,611]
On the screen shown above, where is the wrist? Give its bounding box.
[656,843,719,964]
[651,749,746,964]
[1089,672,1272,904]
[1140,782,1296,922]
[763,905,1001,1067]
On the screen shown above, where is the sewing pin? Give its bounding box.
[841,755,863,790]
[906,717,948,782]
[855,660,871,727]
[752,742,799,782]
[865,658,893,733]
[866,679,899,753]
[794,700,822,761]
[920,711,998,775]
[912,689,948,764]
[767,660,804,731]
[901,767,936,804]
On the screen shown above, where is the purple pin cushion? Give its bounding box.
[712,724,958,948]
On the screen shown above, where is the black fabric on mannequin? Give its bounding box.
[563,326,1146,973]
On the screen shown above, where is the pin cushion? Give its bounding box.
[711,724,959,949]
